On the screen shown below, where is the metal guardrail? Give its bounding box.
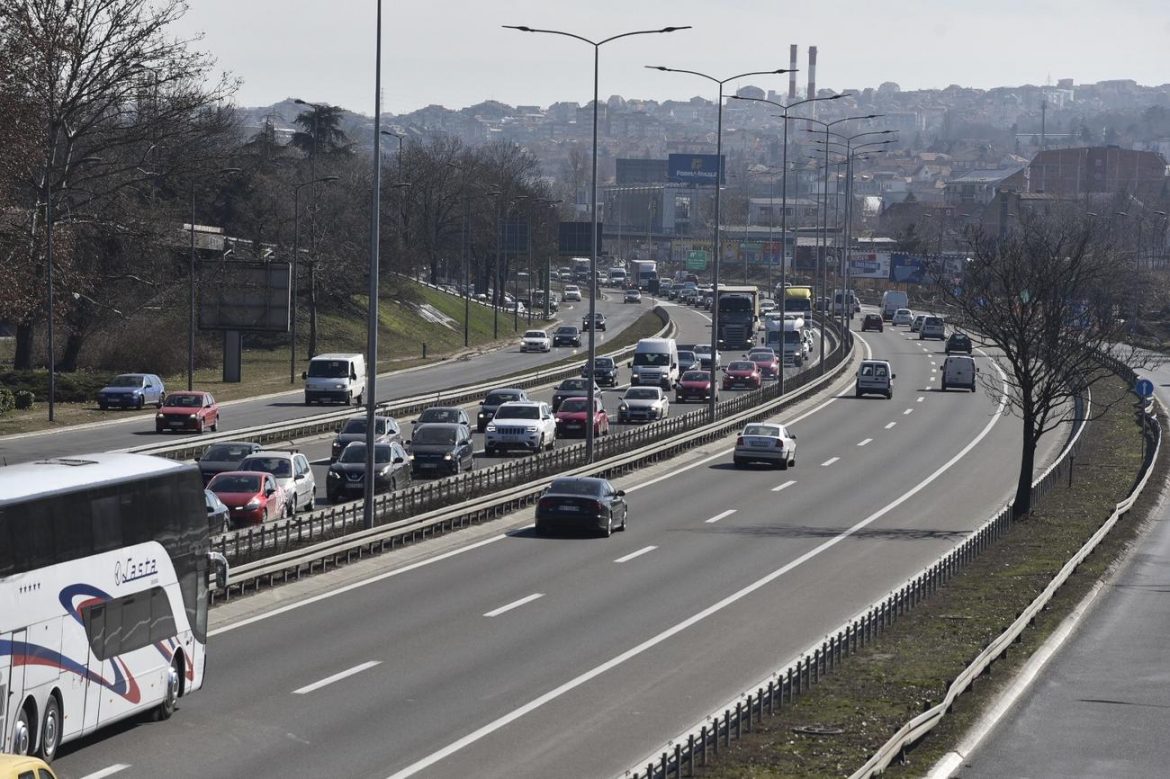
[211,319,853,601]
[127,307,672,463]
[627,352,1158,779]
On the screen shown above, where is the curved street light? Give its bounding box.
[647,66,794,422]
[505,23,691,462]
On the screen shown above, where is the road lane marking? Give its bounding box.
[294,661,382,695]
[917,396,925,403]
[80,767,131,779]
[821,457,840,467]
[705,509,737,524]
[484,593,543,617]
[885,421,897,429]
[772,480,796,492]
[614,546,657,563]
[858,438,872,447]
[387,363,1010,779]
[904,408,914,415]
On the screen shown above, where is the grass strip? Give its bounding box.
[690,374,1158,778]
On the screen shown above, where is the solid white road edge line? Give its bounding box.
[293,660,382,695]
[771,480,796,492]
[387,367,1009,779]
[858,438,872,447]
[484,593,544,618]
[821,457,840,467]
[705,510,737,524]
[614,546,657,563]
[79,766,131,779]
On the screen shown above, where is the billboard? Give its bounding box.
[668,153,726,185]
[890,253,926,284]
[848,252,891,279]
[498,218,529,253]
[558,221,604,256]
[198,260,291,332]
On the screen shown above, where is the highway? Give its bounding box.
[51,313,1070,779]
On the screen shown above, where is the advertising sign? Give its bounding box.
[668,153,726,185]
[890,253,927,284]
[848,252,891,279]
[198,260,291,332]
[558,221,604,256]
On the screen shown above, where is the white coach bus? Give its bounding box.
[0,453,228,761]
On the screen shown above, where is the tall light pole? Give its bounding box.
[189,167,241,390]
[648,66,793,420]
[507,23,691,463]
[290,175,339,384]
[728,93,843,394]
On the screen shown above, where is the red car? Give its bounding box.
[723,361,763,390]
[746,348,780,378]
[676,370,717,403]
[206,470,287,527]
[156,390,220,433]
[555,396,610,437]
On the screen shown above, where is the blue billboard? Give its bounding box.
[668,153,726,185]
[890,253,926,284]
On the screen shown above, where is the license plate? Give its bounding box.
[169,422,185,428]
[559,504,580,512]
[419,463,436,468]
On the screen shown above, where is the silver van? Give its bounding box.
[856,360,895,399]
[941,355,977,392]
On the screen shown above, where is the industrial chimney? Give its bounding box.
[788,45,798,99]
[807,45,817,101]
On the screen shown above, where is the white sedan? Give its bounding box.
[733,422,796,469]
[520,329,552,352]
[618,387,670,423]
[891,308,914,326]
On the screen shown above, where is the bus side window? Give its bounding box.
[0,509,12,576]
[121,592,151,654]
[150,587,176,642]
[83,602,107,660]
[91,493,123,553]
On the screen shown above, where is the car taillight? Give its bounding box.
[538,498,554,511]
[736,436,744,446]
[774,439,785,448]
[591,500,605,513]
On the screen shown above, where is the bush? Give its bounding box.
[14,390,35,409]
[0,370,108,404]
[0,388,13,415]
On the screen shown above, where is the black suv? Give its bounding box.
[581,313,607,331]
[945,332,973,354]
[553,325,582,347]
[581,357,619,386]
[477,388,530,433]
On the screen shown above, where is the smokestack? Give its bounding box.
[788,45,798,99]
[807,45,817,101]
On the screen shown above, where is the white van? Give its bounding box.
[629,337,679,389]
[303,352,367,405]
[881,290,909,321]
[941,355,978,392]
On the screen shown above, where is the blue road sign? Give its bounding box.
[1136,377,1155,399]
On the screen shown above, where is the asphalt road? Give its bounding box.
[51,312,1068,779]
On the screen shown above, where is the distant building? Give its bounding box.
[944,166,1027,207]
[1027,147,1169,198]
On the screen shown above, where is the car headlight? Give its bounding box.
[334,382,346,389]
[328,471,341,480]
[156,412,164,418]
[245,497,261,509]
[188,413,198,419]
[478,411,488,419]
[443,453,453,460]
[619,402,628,411]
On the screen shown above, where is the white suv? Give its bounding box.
[485,401,557,455]
[237,450,316,514]
[520,329,552,352]
[563,285,582,302]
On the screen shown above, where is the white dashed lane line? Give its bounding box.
[917,396,925,403]
[821,457,840,467]
[484,593,544,618]
[614,546,657,564]
[772,480,796,492]
[294,661,382,695]
[858,438,872,447]
[80,767,131,779]
[885,422,897,429]
[705,509,737,524]
[904,408,914,415]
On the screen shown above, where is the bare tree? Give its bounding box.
[932,206,1155,516]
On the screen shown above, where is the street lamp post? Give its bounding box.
[506,23,691,463]
[649,66,793,420]
[290,175,339,384]
[189,167,241,391]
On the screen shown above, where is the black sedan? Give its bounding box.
[330,414,402,462]
[581,313,607,331]
[204,489,230,535]
[535,476,628,537]
[326,441,412,503]
[409,423,474,476]
[553,325,582,347]
[581,357,619,387]
[946,332,973,354]
[552,378,600,412]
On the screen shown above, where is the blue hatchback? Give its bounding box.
[97,372,166,410]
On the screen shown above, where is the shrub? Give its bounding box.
[14,390,34,410]
[0,388,13,415]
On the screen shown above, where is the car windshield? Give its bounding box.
[593,358,614,369]
[308,359,351,378]
[341,418,388,435]
[633,352,670,367]
[485,392,520,406]
[210,474,261,493]
[743,424,780,437]
[166,394,202,408]
[524,331,546,338]
[339,444,393,464]
[677,351,697,364]
[419,408,460,424]
[413,427,458,445]
[494,405,540,420]
[749,351,774,360]
[559,398,590,413]
[239,457,292,477]
[694,345,711,355]
[728,361,755,371]
[556,327,578,335]
[784,331,801,344]
[203,443,253,461]
[559,379,587,390]
[625,388,659,400]
[926,317,942,325]
[721,296,753,313]
[108,375,143,387]
[682,371,710,382]
[547,478,606,496]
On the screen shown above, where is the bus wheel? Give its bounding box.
[13,704,32,755]
[38,694,60,761]
[155,656,182,721]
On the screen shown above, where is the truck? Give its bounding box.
[779,284,814,319]
[765,315,808,367]
[571,257,591,282]
[715,285,760,350]
[608,266,628,287]
[880,290,909,320]
[629,260,658,291]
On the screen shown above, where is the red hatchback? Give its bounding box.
[555,396,610,437]
[746,348,780,378]
[675,370,717,403]
[206,470,287,527]
[722,361,763,390]
[156,390,219,433]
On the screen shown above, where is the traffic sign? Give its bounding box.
[686,250,708,270]
[1136,377,1155,399]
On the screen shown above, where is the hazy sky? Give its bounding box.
[173,0,1170,116]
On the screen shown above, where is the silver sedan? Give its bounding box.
[733,422,797,469]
